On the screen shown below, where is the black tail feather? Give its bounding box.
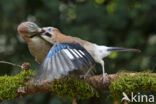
[107,47,141,53]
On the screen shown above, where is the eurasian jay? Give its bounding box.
[17,22,140,82]
[36,26,140,82]
[17,22,51,64]
[17,22,93,82]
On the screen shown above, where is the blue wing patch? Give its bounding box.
[35,43,95,82]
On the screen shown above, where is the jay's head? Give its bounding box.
[17,22,43,41]
[40,27,61,44]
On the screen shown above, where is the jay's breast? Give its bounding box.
[28,37,51,64]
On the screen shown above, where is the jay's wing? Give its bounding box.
[35,43,95,82]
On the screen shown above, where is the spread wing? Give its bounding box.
[35,43,95,82]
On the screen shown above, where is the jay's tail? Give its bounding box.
[107,47,141,52]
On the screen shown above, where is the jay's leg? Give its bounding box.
[84,67,93,77]
[101,60,106,77]
[80,67,93,79]
[100,60,109,83]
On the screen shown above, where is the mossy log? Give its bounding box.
[0,70,156,103]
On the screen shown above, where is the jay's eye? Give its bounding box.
[45,32,51,37]
[48,28,52,32]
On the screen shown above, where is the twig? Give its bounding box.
[0,61,21,68]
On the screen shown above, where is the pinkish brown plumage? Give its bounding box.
[17,22,51,63]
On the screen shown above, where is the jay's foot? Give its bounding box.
[100,73,109,84]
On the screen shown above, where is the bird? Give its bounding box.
[17,22,94,83]
[34,26,141,82]
[17,22,140,83]
[17,22,52,64]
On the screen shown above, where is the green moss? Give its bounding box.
[109,72,156,99]
[0,70,33,100]
[51,77,98,99]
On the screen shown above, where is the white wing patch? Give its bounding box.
[63,49,74,59]
[79,50,85,55]
[74,49,83,58]
[69,49,79,58]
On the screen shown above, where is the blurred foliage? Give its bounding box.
[0,0,156,103]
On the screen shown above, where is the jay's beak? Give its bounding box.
[29,28,45,38]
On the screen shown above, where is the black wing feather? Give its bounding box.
[35,43,95,81]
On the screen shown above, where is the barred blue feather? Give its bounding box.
[36,43,95,81]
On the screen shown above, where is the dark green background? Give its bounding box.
[0,0,156,103]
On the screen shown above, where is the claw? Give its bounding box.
[100,73,109,84]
